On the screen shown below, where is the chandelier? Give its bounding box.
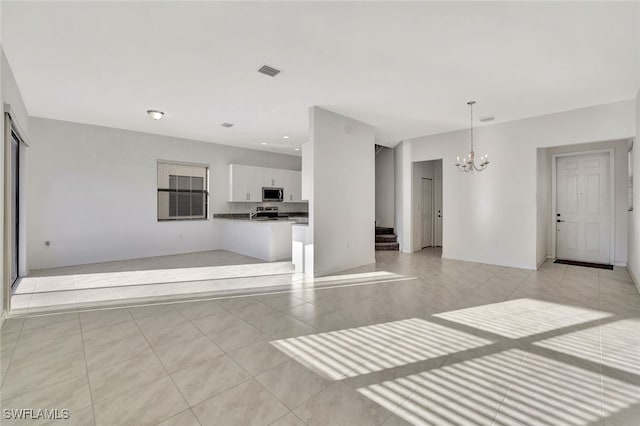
[455,101,489,173]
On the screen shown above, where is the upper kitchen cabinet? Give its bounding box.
[260,167,287,188]
[229,164,302,203]
[283,170,302,202]
[228,164,262,202]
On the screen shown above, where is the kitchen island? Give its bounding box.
[213,217,300,261]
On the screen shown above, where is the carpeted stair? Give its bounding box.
[375,227,399,251]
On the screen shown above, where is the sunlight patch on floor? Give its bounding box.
[271,318,492,380]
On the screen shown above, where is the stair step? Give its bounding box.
[376,235,397,243]
[375,242,399,251]
[375,227,395,235]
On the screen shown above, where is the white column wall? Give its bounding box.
[309,106,375,276]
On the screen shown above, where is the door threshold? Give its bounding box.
[554,259,613,270]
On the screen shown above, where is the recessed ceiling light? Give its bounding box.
[283,136,289,139]
[146,109,164,120]
[261,142,267,145]
[221,122,234,128]
[294,148,300,151]
[258,65,281,77]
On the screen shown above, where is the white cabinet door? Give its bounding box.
[229,164,248,201]
[246,166,262,202]
[271,169,286,187]
[291,171,302,202]
[283,170,294,202]
[260,168,273,188]
[283,171,302,202]
[260,168,286,188]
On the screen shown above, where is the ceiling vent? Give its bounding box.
[479,116,495,122]
[258,65,281,77]
[221,122,234,128]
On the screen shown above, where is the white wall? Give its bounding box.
[629,90,640,287]
[28,118,303,269]
[2,50,29,139]
[399,99,636,270]
[310,106,375,276]
[543,140,630,266]
[1,48,31,318]
[536,148,551,268]
[0,42,4,320]
[375,146,394,228]
[395,141,412,252]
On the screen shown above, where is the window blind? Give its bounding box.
[157,162,209,220]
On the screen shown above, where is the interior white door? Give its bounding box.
[434,177,443,247]
[421,178,433,248]
[556,152,611,263]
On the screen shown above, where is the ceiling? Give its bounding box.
[2,1,639,154]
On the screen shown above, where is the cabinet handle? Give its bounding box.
[246,192,249,201]
[272,179,275,186]
[290,194,292,201]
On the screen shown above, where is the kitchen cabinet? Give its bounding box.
[229,164,303,203]
[215,218,293,261]
[260,167,286,188]
[228,164,262,202]
[283,170,302,202]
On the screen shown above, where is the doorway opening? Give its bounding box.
[413,159,443,253]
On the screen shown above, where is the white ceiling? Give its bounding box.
[2,1,639,154]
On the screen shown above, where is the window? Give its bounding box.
[157,161,209,220]
[629,141,634,212]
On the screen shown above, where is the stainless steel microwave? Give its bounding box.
[262,187,283,202]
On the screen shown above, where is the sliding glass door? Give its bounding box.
[10,130,19,287]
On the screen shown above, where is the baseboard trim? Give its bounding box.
[0,309,6,328]
[536,255,555,270]
[628,264,640,295]
[614,261,627,267]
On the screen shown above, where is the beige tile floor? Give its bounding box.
[11,251,298,314]
[1,249,639,425]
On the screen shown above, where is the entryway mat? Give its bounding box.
[554,259,613,270]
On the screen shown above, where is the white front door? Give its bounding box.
[434,177,443,247]
[421,178,433,248]
[556,152,611,264]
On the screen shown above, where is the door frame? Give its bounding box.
[420,177,433,248]
[3,109,29,315]
[434,176,443,248]
[551,149,615,264]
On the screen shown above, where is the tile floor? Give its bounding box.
[1,249,639,425]
[11,250,297,314]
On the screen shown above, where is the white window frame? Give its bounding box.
[157,160,210,221]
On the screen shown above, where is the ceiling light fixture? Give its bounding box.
[221,122,234,128]
[455,101,489,173]
[146,109,164,120]
[294,148,300,151]
[261,142,267,145]
[283,136,289,139]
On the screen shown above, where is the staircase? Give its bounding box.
[375,227,399,251]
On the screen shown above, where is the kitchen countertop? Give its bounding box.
[213,213,308,224]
